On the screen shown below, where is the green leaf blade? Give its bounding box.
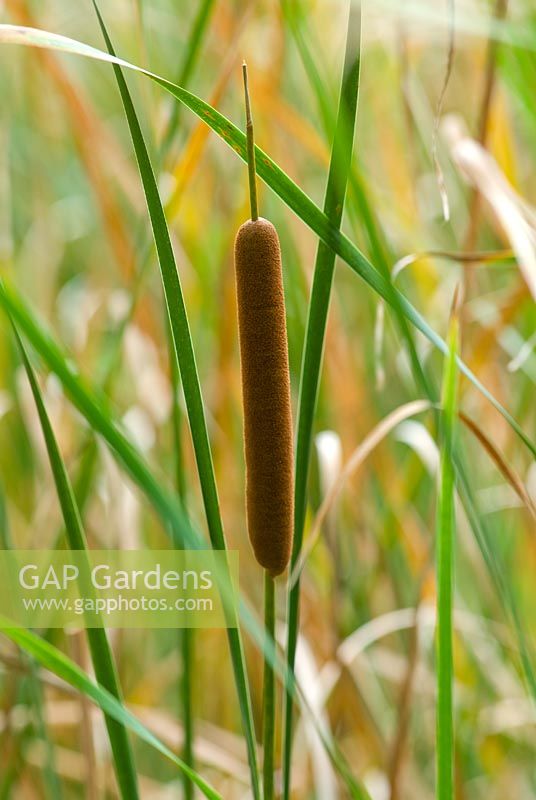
[283,5,362,798]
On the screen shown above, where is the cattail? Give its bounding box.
[234,64,294,578]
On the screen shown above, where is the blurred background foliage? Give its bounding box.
[0,0,535,797]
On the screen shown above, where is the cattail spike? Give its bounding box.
[242,62,259,221]
[234,218,294,576]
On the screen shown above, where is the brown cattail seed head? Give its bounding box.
[234,217,294,577]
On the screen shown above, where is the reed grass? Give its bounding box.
[285,2,536,709]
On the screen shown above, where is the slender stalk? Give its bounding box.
[436,313,459,800]
[262,574,276,800]
[181,627,194,800]
[242,62,258,221]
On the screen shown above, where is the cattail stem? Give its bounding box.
[262,572,276,800]
[242,62,258,221]
[180,627,194,800]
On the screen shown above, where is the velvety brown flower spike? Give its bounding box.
[234,64,294,578]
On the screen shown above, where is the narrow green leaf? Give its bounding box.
[92,3,224,554]
[262,574,276,800]
[283,4,362,798]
